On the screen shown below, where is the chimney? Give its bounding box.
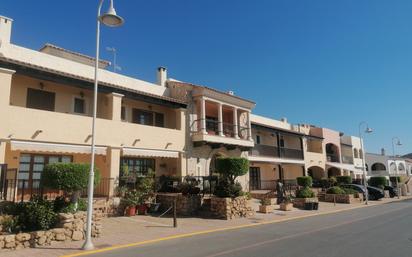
[228,91,234,95]
[157,66,167,87]
[0,15,13,47]
[281,117,288,123]
[381,148,386,156]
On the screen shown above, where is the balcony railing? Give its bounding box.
[280,147,304,160]
[342,156,354,164]
[327,154,340,162]
[206,119,219,135]
[249,144,280,157]
[191,119,250,140]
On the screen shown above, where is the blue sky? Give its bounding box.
[1,0,411,155]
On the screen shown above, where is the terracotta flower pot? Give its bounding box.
[137,204,148,215]
[125,206,136,216]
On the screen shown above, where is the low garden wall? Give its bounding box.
[324,194,355,204]
[210,196,254,220]
[156,193,202,216]
[293,197,318,209]
[0,211,103,251]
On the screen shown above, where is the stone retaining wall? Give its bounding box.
[324,194,355,204]
[210,196,254,220]
[0,211,103,251]
[156,193,202,216]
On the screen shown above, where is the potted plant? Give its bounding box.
[121,189,140,216]
[259,198,273,213]
[135,171,155,215]
[280,196,293,211]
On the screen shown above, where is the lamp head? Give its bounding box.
[99,1,124,27]
[396,140,402,146]
[365,127,373,134]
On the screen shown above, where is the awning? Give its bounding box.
[248,155,305,165]
[10,140,107,155]
[122,148,179,158]
[326,162,363,173]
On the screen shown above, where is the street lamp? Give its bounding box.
[391,137,402,199]
[83,0,124,251]
[359,122,373,205]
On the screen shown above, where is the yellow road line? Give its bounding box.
[61,203,375,257]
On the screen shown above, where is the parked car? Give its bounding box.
[340,184,384,201]
[384,185,398,198]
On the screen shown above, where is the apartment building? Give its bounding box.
[365,149,409,178]
[0,16,187,200]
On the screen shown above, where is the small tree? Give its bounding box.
[216,157,249,184]
[336,176,352,185]
[42,163,100,210]
[297,176,313,188]
[369,176,388,189]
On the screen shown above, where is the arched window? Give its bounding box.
[359,149,363,159]
[371,163,386,171]
[389,162,397,173]
[353,148,358,158]
[398,163,405,171]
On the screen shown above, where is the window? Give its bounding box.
[131,109,165,127]
[26,88,55,111]
[256,135,261,144]
[121,158,155,177]
[132,109,153,126]
[18,154,72,189]
[121,106,126,121]
[353,148,359,158]
[279,136,285,147]
[155,112,164,127]
[74,98,86,114]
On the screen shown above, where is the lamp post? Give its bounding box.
[359,122,373,205]
[391,137,402,199]
[83,0,124,251]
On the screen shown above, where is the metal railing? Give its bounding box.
[249,144,279,157]
[327,154,340,162]
[155,175,219,195]
[280,148,304,159]
[342,156,354,164]
[190,119,251,140]
[2,177,113,202]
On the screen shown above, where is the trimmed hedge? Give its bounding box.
[42,163,100,192]
[216,157,249,184]
[297,176,313,187]
[369,176,388,189]
[390,176,402,184]
[336,176,352,185]
[326,186,346,195]
[296,187,315,198]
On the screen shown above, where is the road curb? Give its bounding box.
[61,197,411,257]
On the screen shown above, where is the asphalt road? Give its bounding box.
[90,200,412,257]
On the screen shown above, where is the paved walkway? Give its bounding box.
[3,196,411,257]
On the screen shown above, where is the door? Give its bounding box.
[249,167,261,190]
[0,164,6,200]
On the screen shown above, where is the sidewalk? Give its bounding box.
[4,196,411,257]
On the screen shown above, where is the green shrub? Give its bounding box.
[77,198,88,211]
[390,176,402,184]
[214,180,243,198]
[121,189,141,207]
[14,196,57,231]
[369,177,388,189]
[336,176,352,185]
[0,215,18,233]
[260,198,271,206]
[42,163,100,192]
[297,176,313,187]
[343,188,358,195]
[326,186,346,195]
[296,187,315,198]
[216,157,249,184]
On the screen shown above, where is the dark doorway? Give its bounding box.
[249,167,261,190]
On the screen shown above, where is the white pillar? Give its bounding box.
[247,111,252,140]
[200,98,206,134]
[233,107,239,139]
[218,103,223,136]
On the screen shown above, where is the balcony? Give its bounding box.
[1,105,185,151]
[327,154,340,163]
[342,155,354,164]
[249,144,279,158]
[280,147,304,160]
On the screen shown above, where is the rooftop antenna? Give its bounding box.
[106,46,121,72]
